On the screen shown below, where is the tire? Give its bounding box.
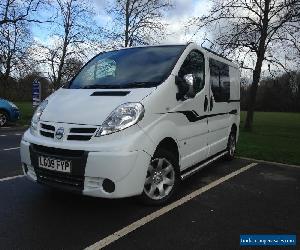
[225,130,236,161]
[140,148,180,206]
[0,110,8,127]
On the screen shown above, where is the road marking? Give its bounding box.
[238,157,300,169]
[3,147,20,151]
[0,175,24,182]
[85,162,258,250]
[0,134,22,137]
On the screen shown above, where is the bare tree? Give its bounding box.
[0,0,43,26]
[190,0,300,130]
[61,57,83,83]
[0,19,32,96]
[38,0,101,89]
[106,0,172,47]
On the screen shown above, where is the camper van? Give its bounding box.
[20,43,240,205]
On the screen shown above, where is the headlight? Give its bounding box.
[96,102,144,136]
[31,100,48,131]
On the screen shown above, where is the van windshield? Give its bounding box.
[69,45,185,89]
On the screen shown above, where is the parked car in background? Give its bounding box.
[0,98,20,127]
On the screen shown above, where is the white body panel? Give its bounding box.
[20,43,240,198]
[41,88,155,125]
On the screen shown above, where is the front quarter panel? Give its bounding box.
[138,75,182,158]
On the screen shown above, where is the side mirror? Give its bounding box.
[175,74,196,101]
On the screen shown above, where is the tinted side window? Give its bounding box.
[209,58,230,102]
[178,50,205,93]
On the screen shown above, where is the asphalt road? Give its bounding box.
[0,128,299,249]
[0,129,23,178]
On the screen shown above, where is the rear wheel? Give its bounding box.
[140,148,180,206]
[0,111,8,127]
[225,131,236,161]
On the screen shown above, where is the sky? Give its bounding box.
[32,0,211,47]
[29,0,214,77]
[26,0,300,81]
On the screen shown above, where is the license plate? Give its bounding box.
[38,156,71,173]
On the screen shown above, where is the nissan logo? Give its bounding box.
[55,127,64,140]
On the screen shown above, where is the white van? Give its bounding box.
[20,43,240,205]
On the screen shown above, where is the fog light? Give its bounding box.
[102,179,115,193]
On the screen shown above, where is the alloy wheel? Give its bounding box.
[143,157,176,200]
[0,113,7,127]
[228,133,236,157]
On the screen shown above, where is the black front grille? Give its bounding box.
[68,127,96,141]
[31,144,85,157]
[68,135,92,141]
[41,123,55,131]
[39,123,97,141]
[70,128,96,133]
[40,123,55,139]
[40,130,54,138]
[35,168,84,191]
[29,144,87,192]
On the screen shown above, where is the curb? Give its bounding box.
[237,157,300,169]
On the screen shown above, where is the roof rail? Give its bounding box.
[201,47,232,62]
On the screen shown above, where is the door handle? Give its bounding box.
[204,95,208,112]
[210,96,214,111]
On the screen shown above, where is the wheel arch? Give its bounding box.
[229,123,239,144]
[154,137,180,165]
[231,123,237,134]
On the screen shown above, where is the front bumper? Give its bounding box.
[20,139,152,198]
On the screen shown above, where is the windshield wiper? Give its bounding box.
[121,82,158,88]
[78,82,158,89]
[81,84,122,89]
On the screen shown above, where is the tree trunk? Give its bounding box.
[53,1,71,89]
[244,61,262,130]
[55,39,68,89]
[244,0,270,130]
[124,0,130,47]
[0,55,11,98]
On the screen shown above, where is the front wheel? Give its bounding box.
[140,149,180,206]
[225,131,236,161]
[0,111,8,127]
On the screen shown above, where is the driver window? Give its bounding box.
[178,50,205,93]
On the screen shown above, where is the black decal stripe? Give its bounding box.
[191,110,199,116]
[229,109,238,115]
[169,109,238,122]
[227,99,240,103]
[177,111,202,122]
[158,109,238,122]
[206,112,228,118]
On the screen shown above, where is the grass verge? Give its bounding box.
[15,101,33,126]
[237,112,300,166]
